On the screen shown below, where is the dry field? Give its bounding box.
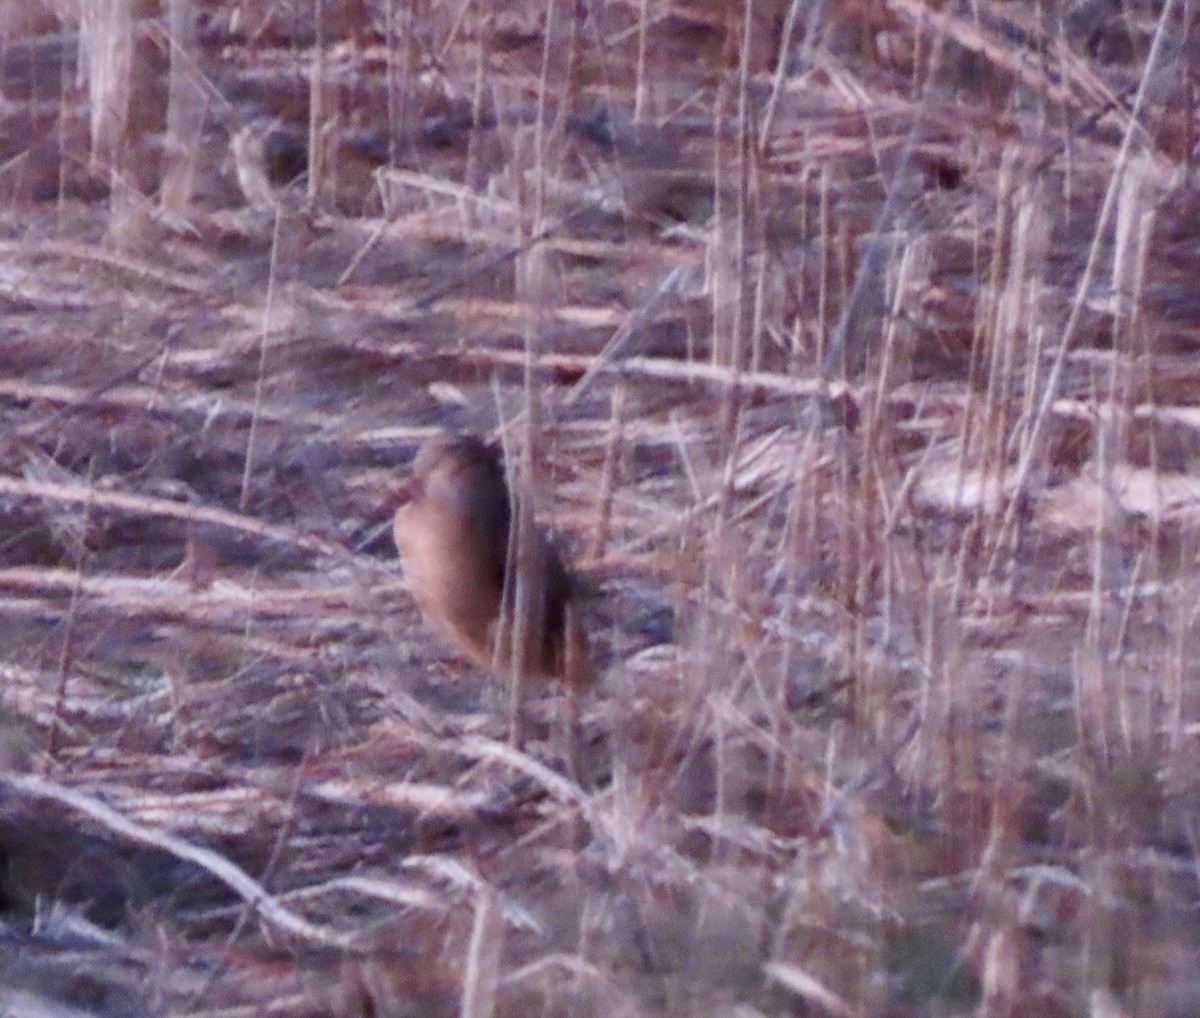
[1,0,1200,1015]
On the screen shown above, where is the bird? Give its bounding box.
[393,431,592,693]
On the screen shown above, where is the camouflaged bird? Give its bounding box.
[393,431,592,691]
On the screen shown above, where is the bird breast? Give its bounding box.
[394,501,504,666]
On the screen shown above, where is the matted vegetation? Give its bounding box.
[2,0,1200,1015]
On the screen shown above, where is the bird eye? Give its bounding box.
[397,476,423,505]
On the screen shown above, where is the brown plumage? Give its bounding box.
[393,431,592,690]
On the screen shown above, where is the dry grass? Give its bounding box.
[1,0,1200,1015]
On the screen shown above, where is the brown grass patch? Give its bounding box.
[1,1,1200,1015]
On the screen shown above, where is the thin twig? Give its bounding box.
[0,773,358,951]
